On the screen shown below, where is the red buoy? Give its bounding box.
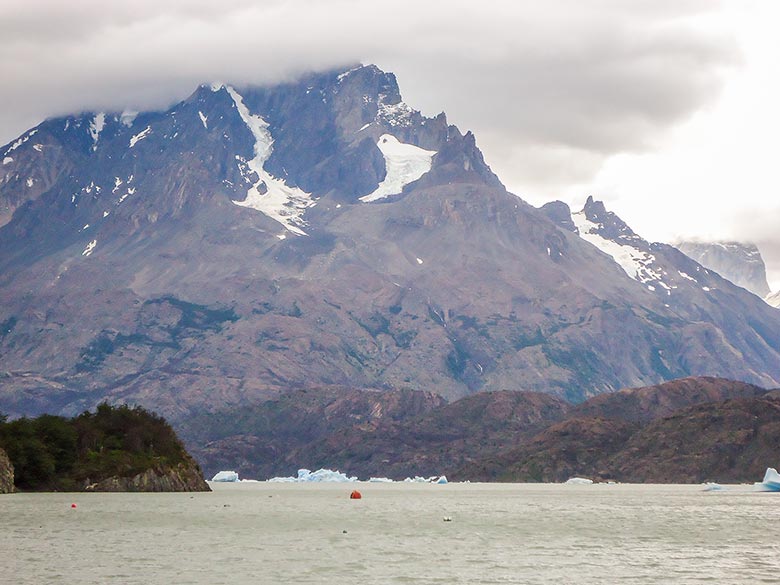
[71,503,77,508]
[349,490,362,499]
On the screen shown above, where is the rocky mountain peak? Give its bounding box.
[675,240,771,299]
[2,64,780,430]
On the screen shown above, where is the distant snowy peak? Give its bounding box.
[360,134,436,202]
[225,86,316,236]
[568,197,723,299]
[572,197,666,287]
[676,240,771,298]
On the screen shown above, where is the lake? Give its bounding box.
[3,482,779,584]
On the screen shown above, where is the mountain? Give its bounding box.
[461,378,778,483]
[675,241,771,298]
[180,376,771,481]
[2,64,780,438]
[766,291,780,308]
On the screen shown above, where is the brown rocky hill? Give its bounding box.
[185,377,772,481]
[567,376,767,423]
[460,379,780,483]
[179,386,446,479]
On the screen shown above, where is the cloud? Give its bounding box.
[0,1,737,158]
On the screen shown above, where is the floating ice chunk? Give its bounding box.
[226,86,316,235]
[368,477,394,483]
[754,467,780,491]
[416,257,423,265]
[565,477,593,485]
[268,468,358,483]
[211,470,240,482]
[403,475,448,484]
[26,178,33,187]
[360,135,436,202]
[702,482,725,492]
[2,157,12,165]
[129,126,152,148]
[33,144,42,152]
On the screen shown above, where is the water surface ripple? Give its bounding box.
[3,482,779,584]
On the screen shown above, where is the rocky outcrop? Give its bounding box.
[0,447,13,493]
[84,460,210,492]
[676,240,771,298]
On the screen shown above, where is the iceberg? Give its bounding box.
[754,467,780,492]
[211,470,240,482]
[268,468,358,483]
[403,475,448,484]
[702,482,725,492]
[565,477,594,485]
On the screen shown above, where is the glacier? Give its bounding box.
[360,134,436,202]
[225,86,316,236]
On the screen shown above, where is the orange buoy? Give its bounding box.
[349,490,362,499]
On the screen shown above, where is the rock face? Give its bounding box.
[459,378,780,483]
[184,376,774,482]
[676,241,771,298]
[2,64,780,438]
[0,447,13,493]
[85,460,210,492]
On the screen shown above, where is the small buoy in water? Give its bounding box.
[350,490,362,499]
[342,530,348,534]
[71,503,77,508]
[443,516,452,522]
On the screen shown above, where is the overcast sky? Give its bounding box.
[2,0,778,288]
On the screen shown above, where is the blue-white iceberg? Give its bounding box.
[754,467,780,491]
[211,470,240,482]
[268,468,358,483]
[565,477,593,485]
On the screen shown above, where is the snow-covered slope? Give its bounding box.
[360,134,436,202]
[225,86,317,236]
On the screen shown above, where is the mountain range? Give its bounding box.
[2,64,780,473]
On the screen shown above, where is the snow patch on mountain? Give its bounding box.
[572,211,665,286]
[377,95,415,128]
[226,86,316,236]
[198,111,208,129]
[82,240,97,257]
[88,113,105,151]
[766,291,780,308]
[120,111,138,127]
[129,126,151,148]
[2,157,12,165]
[4,129,38,155]
[360,135,436,203]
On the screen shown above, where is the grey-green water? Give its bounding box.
[3,482,780,584]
